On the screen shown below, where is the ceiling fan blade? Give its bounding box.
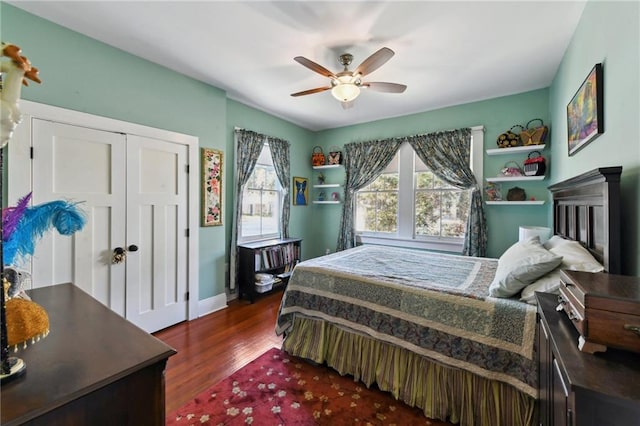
[290,86,332,97]
[341,101,354,110]
[362,82,407,93]
[294,56,337,79]
[353,47,395,77]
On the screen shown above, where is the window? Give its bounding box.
[239,144,282,241]
[355,127,483,251]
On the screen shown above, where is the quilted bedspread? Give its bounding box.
[276,245,538,397]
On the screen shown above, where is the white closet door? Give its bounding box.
[31,119,128,315]
[125,135,189,332]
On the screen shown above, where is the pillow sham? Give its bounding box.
[520,238,604,304]
[489,236,563,298]
[549,238,604,273]
[520,269,562,303]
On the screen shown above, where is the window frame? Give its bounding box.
[238,143,283,243]
[355,126,483,252]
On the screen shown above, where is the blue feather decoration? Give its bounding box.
[3,198,87,266]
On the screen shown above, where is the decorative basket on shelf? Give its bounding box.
[500,161,524,177]
[506,186,526,201]
[311,146,326,166]
[523,151,546,176]
[520,119,548,146]
[327,146,342,165]
[496,124,524,148]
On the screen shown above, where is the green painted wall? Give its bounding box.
[548,0,639,275]
[3,0,637,306]
[1,4,229,299]
[311,89,551,259]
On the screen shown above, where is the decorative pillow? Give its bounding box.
[519,269,562,304]
[543,235,566,250]
[489,236,563,298]
[549,238,604,273]
[520,238,604,304]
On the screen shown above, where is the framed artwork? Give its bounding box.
[292,176,308,206]
[201,148,223,226]
[567,63,604,156]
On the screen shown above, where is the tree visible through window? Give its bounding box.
[240,144,282,241]
[355,142,471,243]
[415,168,470,238]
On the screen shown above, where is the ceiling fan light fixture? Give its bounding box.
[331,75,360,102]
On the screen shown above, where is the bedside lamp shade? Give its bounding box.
[519,226,552,244]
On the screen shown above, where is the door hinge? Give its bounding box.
[185,164,189,173]
[186,228,189,237]
[30,147,34,159]
[185,291,190,301]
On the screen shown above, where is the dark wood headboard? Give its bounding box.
[548,167,622,274]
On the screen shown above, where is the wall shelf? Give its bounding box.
[485,200,545,205]
[313,200,340,204]
[485,175,545,183]
[313,164,342,170]
[485,144,545,156]
[314,183,341,188]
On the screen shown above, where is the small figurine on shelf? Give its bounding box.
[318,191,326,201]
[484,182,502,201]
[317,173,325,185]
[331,192,339,201]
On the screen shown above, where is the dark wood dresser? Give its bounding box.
[536,291,640,426]
[1,283,176,425]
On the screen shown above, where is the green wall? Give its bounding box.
[1,4,229,299]
[548,0,639,275]
[311,89,551,259]
[3,0,637,306]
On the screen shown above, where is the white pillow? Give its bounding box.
[520,269,562,303]
[549,238,604,273]
[543,235,565,250]
[520,238,604,304]
[489,236,563,298]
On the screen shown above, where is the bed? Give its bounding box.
[275,166,622,426]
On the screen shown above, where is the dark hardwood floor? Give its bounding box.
[154,290,284,414]
[154,288,454,425]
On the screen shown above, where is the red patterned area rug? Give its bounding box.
[167,347,450,425]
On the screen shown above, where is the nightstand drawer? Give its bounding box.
[587,309,640,352]
[559,270,640,354]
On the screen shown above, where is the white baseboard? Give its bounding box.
[198,292,228,317]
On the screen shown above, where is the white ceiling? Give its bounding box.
[9,1,586,131]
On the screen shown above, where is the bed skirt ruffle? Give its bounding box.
[282,316,535,426]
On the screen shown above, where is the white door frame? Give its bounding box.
[8,100,200,322]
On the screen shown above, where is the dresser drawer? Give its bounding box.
[559,270,640,354]
[587,308,640,352]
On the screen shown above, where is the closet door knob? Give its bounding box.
[128,245,139,252]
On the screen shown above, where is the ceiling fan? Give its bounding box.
[290,47,407,109]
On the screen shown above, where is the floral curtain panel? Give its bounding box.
[406,128,487,257]
[230,129,267,291]
[268,137,291,239]
[337,138,403,251]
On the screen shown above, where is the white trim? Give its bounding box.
[197,292,228,317]
[357,235,464,253]
[485,144,545,156]
[485,201,545,205]
[485,176,545,182]
[8,100,200,321]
